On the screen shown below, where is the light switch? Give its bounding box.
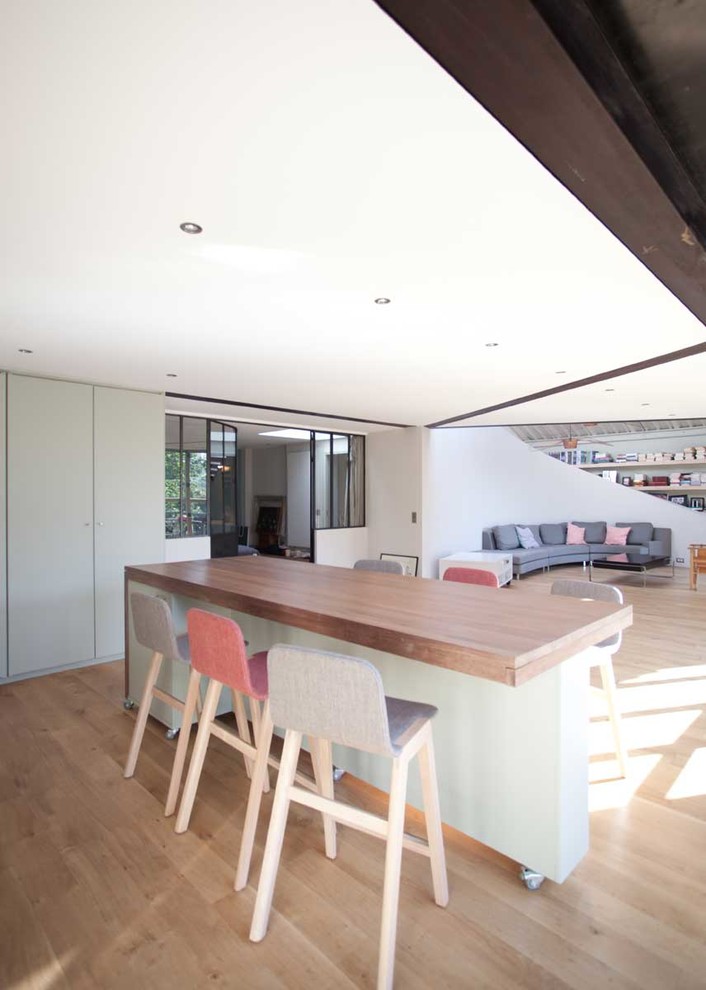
[411,511,417,524]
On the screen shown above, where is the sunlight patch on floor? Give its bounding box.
[588,708,701,756]
[622,664,706,685]
[588,754,661,811]
[666,747,706,800]
[605,679,706,715]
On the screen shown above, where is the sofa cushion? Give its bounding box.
[516,525,540,549]
[540,523,567,545]
[512,547,548,564]
[547,544,587,559]
[493,524,520,551]
[615,522,653,545]
[606,524,630,545]
[572,520,606,544]
[566,522,586,545]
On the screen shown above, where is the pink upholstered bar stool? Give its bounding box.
[173,609,271,834]
[443,566,500,589]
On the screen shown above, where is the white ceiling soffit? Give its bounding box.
[2,0,705,427]
[443,350,706,428]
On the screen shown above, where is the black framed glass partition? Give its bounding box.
[311,431,365,531]
[165,415,237,547]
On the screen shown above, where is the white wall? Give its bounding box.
[315,527,369,567]
[423,427,706,574]
[165,536,211,562]
[366,427,423,568]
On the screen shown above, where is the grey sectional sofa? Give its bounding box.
[481,521,672,578]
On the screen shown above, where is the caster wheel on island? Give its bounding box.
[123,698,136,711]
[165,727,179,741]
[519,866,545,891]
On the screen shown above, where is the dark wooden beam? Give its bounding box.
[374,0,706,337]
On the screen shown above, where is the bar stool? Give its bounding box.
[124,592,204,815]
[248,645,448,990]
[443,566,500,588]
[174,608,272,834]
[551,579,629,777]
[353,558,404,575]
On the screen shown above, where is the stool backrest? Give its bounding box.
[550,579,623,650]
[443,567,499,588]
[267,645,395,757]
[131,593,182,660]
[353,558,404,575]
[187,608,255,693]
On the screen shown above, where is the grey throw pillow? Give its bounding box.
[493,524,520,551]
[572,521,606,544]
[516,525,540,549]
[539,523,567,546]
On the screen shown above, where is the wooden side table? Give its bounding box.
[689,544,706,590]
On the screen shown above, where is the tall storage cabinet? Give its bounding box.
[94,386,164,659]
[0,373,7,678]
[5,374,164,679]
[8,376,96,676]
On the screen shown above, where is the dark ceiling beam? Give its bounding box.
[531,0,706,249]
[373,0,706,340]
[428,340,706,427]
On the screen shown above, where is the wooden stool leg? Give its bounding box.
[250,698,270,794]
[377,753,409,990]
[174,678,222,834]
[164,668,202,817]
[232,689,254,779]
[249,729,303,942]
[599,660,629,778]
[310,737,337,859]
[234,700,274,891]
[124,650,163,778]
[417,724,449,907]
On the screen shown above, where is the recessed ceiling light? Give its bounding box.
[485,342,499,348]
[641,402,650,407]
[166,373,178,378]
[555,370,567,374]
[179,222,203,234]
[605,388,615,392]
[18,348,33,354]
[374,297,391,305]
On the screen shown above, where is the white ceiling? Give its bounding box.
[2,0,705,431]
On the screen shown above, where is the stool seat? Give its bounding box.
[386,697,437,753]
[246,650,269,701]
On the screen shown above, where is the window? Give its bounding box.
[312,431,365,530]
[165,415,237,539]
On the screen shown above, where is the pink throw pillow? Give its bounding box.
[606,524,630,546]
[566,522,586,545]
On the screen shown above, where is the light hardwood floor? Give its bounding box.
[2,565,705,989]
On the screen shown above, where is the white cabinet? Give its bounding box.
[5,374,164,678]
[0,373,6,678]
[438,551,513,586]
[94,386,164,658]
[8,376,96,676]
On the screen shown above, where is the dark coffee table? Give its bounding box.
[589,552,674,587]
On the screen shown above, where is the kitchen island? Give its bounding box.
[125,556,632,884]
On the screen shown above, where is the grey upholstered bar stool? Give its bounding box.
[124,592,203,815]
[353,558,404,575]
[551,580,629,777]
[248,645,448,990]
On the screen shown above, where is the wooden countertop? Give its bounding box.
[125,557,632,687]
